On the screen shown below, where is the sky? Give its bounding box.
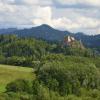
[0,0,100,35]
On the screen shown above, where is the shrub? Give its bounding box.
[6,79,32,93]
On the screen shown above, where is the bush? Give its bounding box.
[6,79,32,93]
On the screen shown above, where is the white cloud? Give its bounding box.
[96,28,100,34]
[0,2,16,12]
[1,0,15,4]
[32,7,52,25]
[76,17,100,29]
[32,6,100,34]
[83,0,100,6]
[1,0,53,6]
[15,0,38,5]
[1,0,38,5]
[57,0,100,6]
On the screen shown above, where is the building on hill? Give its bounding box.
[63,36,75,46]
[62,36,84,49]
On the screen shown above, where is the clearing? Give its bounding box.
[0,64,34,93]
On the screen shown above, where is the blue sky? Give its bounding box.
[0,0,100,35]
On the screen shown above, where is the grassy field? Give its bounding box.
[0,64,35,93]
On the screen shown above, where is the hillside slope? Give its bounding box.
[0,65,34,93]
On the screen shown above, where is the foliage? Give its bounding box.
[37,59,100,96]
[0,34,98,67]
[0,34,100,100]
[6,79,32,93]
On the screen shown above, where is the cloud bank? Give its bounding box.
[0,0,100,35]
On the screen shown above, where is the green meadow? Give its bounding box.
[0,65,34,93]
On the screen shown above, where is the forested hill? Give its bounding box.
[0,34,100,100]
[0,34,98,67]
[75,33,100,48]
[13,24,71,41]
[0,34,100,99]
[0,24,100,51]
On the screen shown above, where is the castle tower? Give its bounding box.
[63,36,75,47]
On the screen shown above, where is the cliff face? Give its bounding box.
[62,36,84,49]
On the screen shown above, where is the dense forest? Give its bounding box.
[0,34,100,100]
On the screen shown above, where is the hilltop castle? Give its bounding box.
[63,36,75,45]
[62,36,84,49]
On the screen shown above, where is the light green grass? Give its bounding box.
[0,64,35,93]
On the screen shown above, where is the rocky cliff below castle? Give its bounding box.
[62,36,84,49]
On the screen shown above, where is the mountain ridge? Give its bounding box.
[0,24,99,51]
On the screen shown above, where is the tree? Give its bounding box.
[6,79,32,93]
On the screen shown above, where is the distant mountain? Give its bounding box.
[13,24,71,41]
[0,24,99,51]
[0,28,17,34]
[74,33,100,48]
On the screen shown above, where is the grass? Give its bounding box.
[0,64,35,93]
